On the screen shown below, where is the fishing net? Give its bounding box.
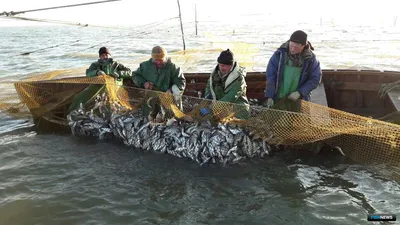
[2,0,400,167]
[1,72,400,165]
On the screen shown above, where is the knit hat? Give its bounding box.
[98,47,110,56]
[290,30,307,45]
[151,46,167,60]
[217,49,234,65]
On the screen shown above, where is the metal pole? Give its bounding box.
[195,4,198,36]
[177,0,186,50]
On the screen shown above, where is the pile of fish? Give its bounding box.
[67,93,273,166]
[67,93,114,140]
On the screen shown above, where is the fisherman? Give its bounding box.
[132,46,186,120]
[200,49,250,119]
[67,47,132,113]
[263,30,322,109]
[86,47,131,79]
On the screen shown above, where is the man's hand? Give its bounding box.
[166,89,172,94]
[111,72,120,78]
[144,82,154,90]
[288,91,301,101]
[97,70,106,76]
[263,98,274,108]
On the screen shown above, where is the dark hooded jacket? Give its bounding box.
[265,41,322,101]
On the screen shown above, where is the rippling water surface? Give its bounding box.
[1,131,399,225]
[1,24,400,225]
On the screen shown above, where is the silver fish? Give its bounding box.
[68,95,276,167]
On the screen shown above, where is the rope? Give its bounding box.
[78,17,180,52]
[0,0,122,16]
[0,15,129,30]
[2,16,180,56]
[17,40,81,56]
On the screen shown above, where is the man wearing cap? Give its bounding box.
[67,47,131,113]
[201,49,249,118]
[86,47,131,79]
[132,46,186,118]
[263,30,322,108]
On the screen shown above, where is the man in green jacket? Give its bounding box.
[202,49,250,119]
[67,47,132,113]
[86,47,132,79]
[132,46,186,119]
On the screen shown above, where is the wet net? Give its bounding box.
[3,0,400,168]
[1,72,400,165]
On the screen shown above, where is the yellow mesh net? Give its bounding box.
[1,74,399,165]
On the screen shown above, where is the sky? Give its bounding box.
[1,0,399,27]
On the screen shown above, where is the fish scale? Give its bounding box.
[152,138,161,151]
[134,135,141,148]
[133,118,141,129]
[142,137,151,150]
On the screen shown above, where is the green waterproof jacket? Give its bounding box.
[86,58,132,79]
[132,58,186,94]
[67,59,131,113]
[205,62,249,107]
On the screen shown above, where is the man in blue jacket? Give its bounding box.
[263,30,322,108]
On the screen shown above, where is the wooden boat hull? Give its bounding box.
[15,69,400,131]
[10,69,400,166]
[183,69,400,118]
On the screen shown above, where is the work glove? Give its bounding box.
[200,107,210,116]
[170,85,182,106]
[263,98,274,108]
[97,70,106,75]
[287,91,301,102]
[111,72,120,78]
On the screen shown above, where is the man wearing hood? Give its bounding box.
[201,49,249,119]
[67,47,131,113]
[132,46,186,119]
[263,30,322,108]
